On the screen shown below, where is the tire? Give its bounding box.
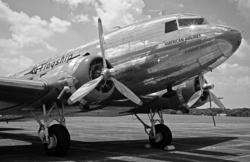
[149,124,172,148]
[44,124,71,157]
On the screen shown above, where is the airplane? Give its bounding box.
[0,13,242,157]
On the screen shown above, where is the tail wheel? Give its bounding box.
[149,124,172,148]
[44,124,71,157]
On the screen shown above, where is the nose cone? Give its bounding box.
[225,28,242,53]
[216,26,242,57]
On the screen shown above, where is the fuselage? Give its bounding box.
[9,13,242,99]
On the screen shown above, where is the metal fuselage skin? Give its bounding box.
[7,13,242,110]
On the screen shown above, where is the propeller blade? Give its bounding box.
[208,91,216,126]
[111,78,142,106]
[199,75,205,93]
[209,91,226,110]
[187,90,202,108]
[98,18,107,69]
[68,76,103,104]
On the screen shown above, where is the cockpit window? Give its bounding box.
[178,18,208,27]
[165,20,178,33]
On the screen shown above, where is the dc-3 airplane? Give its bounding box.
[0,13,242,156]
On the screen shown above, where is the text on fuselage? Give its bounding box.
[26,54,79,75]
[164,34,201,46]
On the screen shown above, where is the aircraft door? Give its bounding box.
[163,19,180,45]
[151,19,181,86]
[112,42,138,91]
[130,40,159,94]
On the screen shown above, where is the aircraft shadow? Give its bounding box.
[0,131,239,161]
[0,127,24,131]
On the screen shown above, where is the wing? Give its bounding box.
[0,77,48,112]
[71,95,166,117]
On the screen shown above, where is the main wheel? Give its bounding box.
[149,124,172,148]
[44,124,71,157]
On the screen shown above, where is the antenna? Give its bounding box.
[195,0,201,14]
[112,26,121,31]
[149,9,167,16]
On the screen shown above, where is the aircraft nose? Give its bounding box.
[226,28,242,53]
[216,26,242,57]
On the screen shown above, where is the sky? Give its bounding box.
[0,0,249,108]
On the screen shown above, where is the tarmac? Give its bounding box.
[0,114,250,162]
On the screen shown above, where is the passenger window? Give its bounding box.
[165,20,178,33]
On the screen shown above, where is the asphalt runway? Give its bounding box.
[0,114,250,162]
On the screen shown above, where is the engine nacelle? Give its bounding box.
[163,77,209,112]
[178,77,209,108]
[72,55,115,103]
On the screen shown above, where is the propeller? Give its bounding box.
[187,75,226,110]
[68,18,142,106]
[187,75,226,126]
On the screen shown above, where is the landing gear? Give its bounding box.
[135,108,172,149]
[31,103,70,157]
[149,124,172,148]
[44,124,70,156]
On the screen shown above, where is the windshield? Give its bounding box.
[178,18,208,27]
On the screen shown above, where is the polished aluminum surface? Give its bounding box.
[1,13,242,112]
